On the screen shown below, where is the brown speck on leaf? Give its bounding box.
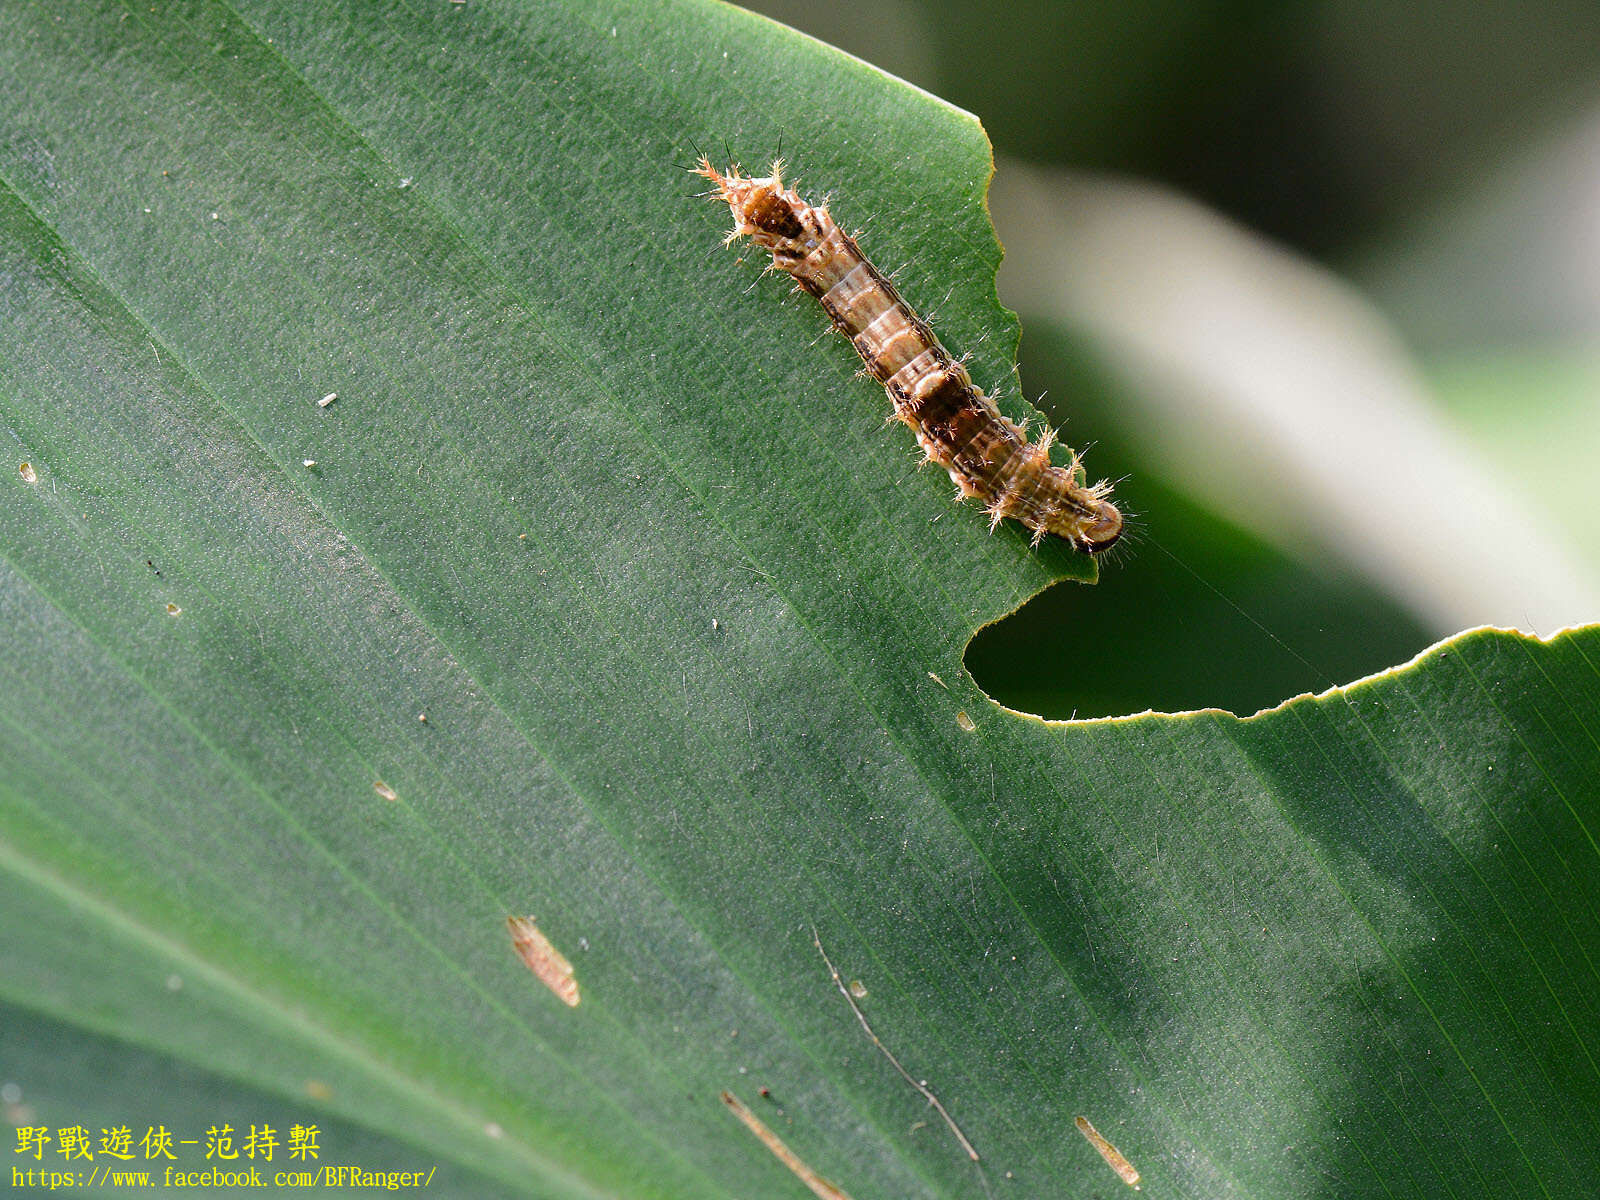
[507,915,580,1007]
[720,1090,853,1200]
[1076,1116,1141,1188]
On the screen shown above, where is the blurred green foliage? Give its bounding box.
[967,327,1434,719]
[743,0,1600,256]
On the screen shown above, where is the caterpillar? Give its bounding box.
[695,158,1123,553]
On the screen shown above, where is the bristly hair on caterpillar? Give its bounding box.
[695,156,1123,554]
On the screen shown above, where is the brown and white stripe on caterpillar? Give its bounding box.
[695,158,1123,553]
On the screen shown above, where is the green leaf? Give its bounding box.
[3,3,1598,1198]
[0,1000,525,1196]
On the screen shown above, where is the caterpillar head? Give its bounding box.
[1073,498,1124,553]
[696,158,807,253]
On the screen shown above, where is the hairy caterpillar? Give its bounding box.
[695,158,1123,553]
